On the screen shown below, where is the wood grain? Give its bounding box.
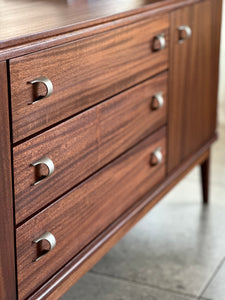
[16,127,166,300]
[0,62,17,299]
[0,1,221,299]
[28,135,216,300]
[0,0,203,62]
[0,0,201,53]
[14,108,99,225]
[14,72,167,224]
[10,15,169,142]
[168,0,222,172]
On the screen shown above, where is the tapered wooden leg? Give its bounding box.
[200,151,210,204]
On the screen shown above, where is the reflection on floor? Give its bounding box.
[61,125,225,300]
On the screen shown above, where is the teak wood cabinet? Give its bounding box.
[168,1,220,171]
[0,0,222,299]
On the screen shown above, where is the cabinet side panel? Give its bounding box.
[209,0,223,131]
[0,62,17,299]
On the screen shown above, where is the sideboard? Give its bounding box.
[0,0,222,299]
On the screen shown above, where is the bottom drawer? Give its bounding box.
[16,127,167,299]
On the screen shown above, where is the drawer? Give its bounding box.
[14,72,167,224]
[16,127,166,300]
[10,14,169,142]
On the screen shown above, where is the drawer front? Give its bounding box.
[14,72,167,224]
[10,14,169,142]
[16,127,166,300]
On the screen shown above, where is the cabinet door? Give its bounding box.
[168,0,222,172]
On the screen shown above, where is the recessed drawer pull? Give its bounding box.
[31,156,54,186]
[151,92,164,110]
[33,232,56,262]
[150,147,163,166]
[153,34,166,51]
[178,25,192,43]
[28,76,53,104]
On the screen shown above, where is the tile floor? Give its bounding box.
[61,125,225,300]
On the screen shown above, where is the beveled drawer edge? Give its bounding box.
[27,133,216,300]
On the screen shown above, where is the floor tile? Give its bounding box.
[91,181,225,296]
[61,272,196,300]
[201,259,225,300]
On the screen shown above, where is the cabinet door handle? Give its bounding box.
[151,92,164,110]
[153,34,166,51]
[28,76,53,104]
[178,25,192,43]
[33,232,56,262]
[150,147,163,166]
[31,156,54,186]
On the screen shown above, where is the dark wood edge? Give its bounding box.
[0,62,17,299]
[28,133,217,300]
[201,149,210,204]
[0,0,202,61]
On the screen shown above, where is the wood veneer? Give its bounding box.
[16,127,166,300]
[168,0,222,172]
[0,0,200,51]
[0,62,17,300]
[14,73,167,224]
[0,0,221,299]
[10,14,168,142]
[28,136,215,300]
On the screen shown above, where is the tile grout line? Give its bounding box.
[89,269,198,299]
[197,256,225,299]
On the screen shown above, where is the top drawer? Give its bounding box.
[10,14,169,142]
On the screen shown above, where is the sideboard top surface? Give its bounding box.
[0,0,201,52]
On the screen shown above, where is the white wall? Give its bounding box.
[218,0,225,125]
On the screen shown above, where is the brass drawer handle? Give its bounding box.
[178,25,192,43]
[31,156,54,186]
[150,147,163,166]
[33,232,56,262]
[151,92,164,110]
[28,76,53,104]
[153,33,166,51]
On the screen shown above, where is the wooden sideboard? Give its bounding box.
[0,0,222,299]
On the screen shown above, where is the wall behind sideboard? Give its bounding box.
[218,0,225,125]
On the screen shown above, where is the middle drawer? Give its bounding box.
[14,72,167,224]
